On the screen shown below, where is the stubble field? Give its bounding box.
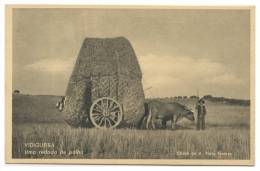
[12,94,250,159]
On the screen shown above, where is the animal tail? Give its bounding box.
[146,107,152,129]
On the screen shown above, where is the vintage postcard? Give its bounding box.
[5,5,255,165]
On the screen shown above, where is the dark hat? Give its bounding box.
[198,98,205,104]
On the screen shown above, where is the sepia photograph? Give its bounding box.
[5,5,255,165]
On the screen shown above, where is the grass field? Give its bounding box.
[12,94,250,159]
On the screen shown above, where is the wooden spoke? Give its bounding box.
[108,101,115,111]
[93,107,103,113]
[92,113,102,116]
[95,103,103,112]
[103,118,107,127]
[98,117,105,126]
[93,115,103,121]
[108,117,117,125]
[110,105,119,112]
[106,118,112,127]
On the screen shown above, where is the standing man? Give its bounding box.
[196,98,207,130]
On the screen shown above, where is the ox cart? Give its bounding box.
[61,37,145,128]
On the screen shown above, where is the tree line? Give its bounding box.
[148,95,250,106]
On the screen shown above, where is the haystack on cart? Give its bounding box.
[62,37,145,129]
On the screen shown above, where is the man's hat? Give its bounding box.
[198,98,205,104]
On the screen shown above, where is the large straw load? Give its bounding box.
[62,37,145,128]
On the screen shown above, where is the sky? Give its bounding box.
[12,8,251,99]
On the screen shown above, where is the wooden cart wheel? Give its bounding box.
[89,97,123,128]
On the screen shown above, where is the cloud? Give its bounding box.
[25,58,75,74]
[138,54,244,97]
[23,54,245,98]
[206,73,243,85]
